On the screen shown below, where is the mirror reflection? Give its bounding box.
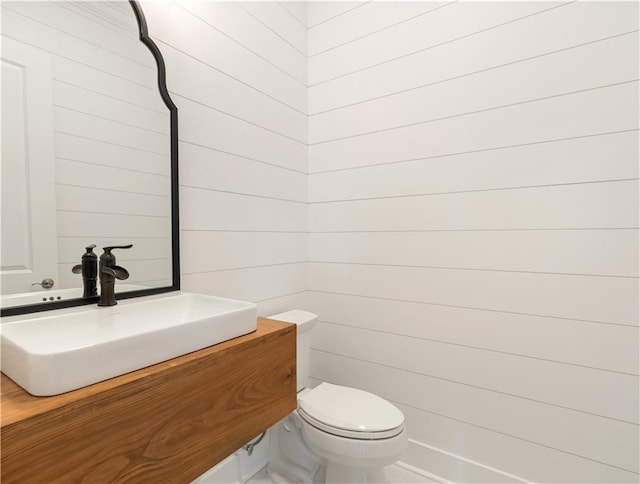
[1,1,173,309]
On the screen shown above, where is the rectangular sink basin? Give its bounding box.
[0,292,257,396]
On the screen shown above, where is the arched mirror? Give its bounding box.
[1,0,179,316]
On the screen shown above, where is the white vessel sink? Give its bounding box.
[0,292,257,396]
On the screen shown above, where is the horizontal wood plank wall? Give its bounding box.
[140,1,309,317]
[307,1,639,482]
[2,2,173,289]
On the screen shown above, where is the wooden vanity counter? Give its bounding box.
[1,317,296,483]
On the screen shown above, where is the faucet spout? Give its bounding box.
[98,245,133,307]
[101,266,130,280]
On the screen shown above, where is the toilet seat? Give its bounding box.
[298,383,405,440]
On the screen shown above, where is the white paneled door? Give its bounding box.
[1,39,58,294]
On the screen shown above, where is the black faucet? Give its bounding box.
[98,245,133,306]
[72,245,98,298]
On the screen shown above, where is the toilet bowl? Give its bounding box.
[267,310,408,483]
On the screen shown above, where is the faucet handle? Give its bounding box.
[100,244,133,268]
[102,244,133,251]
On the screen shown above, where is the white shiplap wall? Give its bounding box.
[8,1,638,482]
[141,1,308,316]
[2,1,173,290]
[307,1,639,482]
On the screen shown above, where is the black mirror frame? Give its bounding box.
[1,0,180,317]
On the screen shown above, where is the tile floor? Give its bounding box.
[246,464,437,484]
[383,464,439,483]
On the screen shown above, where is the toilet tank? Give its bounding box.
[268,310,317,391]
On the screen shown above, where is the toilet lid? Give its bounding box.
[298,383,405,439]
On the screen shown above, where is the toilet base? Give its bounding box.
[325,463,389,484]
[268,413,323,483]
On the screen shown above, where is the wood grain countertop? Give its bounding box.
[1,317,297,483]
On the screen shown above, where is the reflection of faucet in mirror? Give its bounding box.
[72,245,98,298]
[98,245,133,307]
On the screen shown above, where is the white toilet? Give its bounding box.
[267,310,408,483]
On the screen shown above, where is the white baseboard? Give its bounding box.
[398,439,533,484]
[194,438,533,484]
